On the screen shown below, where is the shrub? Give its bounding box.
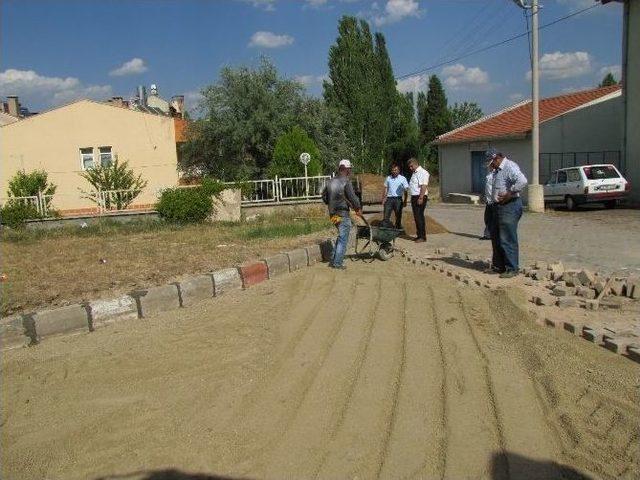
[79,157,148,210]
[268,126,322,178]
[156,178,225,224]
[0,201,40,229]
[7,169,57,213]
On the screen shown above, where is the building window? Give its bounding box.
[80,147,94,170]
[99,146,113,167]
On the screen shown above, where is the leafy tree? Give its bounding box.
[180,58,309,180]
[449,102,483,129]
[416,91,428,145]
[423,75,451,144]
[268,126,321,178]
[8,169,56,198]
[79,157,148,210]
[599,72,618,87]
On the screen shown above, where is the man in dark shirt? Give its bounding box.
[322,159,362,269]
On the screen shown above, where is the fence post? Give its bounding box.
[275,175,279,203]
[37,190,44,217]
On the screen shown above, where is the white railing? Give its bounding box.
[278,175,331,201]
[0,194,47,216]
[98,189,147,213]
[224,178,277,204]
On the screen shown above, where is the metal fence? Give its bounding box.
[540,151,623,183]
[0,174,333,221]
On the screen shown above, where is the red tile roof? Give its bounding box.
[435,85,621,145]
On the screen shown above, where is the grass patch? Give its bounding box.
[1,211,331,316]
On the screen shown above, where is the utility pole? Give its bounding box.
[513,0,545,213]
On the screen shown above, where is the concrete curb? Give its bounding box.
[179,274,215,307]
[263,254,290,279]
[133,284,181,318]
[239,261,269,288]
[305,245,322,265]
[212,268,242,296]
[88,296,138,329]
[32,304,91,341]
[287,249,308,272]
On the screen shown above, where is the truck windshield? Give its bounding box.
[582,166,620,180]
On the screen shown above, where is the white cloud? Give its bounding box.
[294,74,327,86]
[306,0,328,6]
[509,93,525,102]
[527,51,593,80]
[373,0,422,26]
[396,74,428,94]
[442,63,490,90]
[241,0,276,11]
[0,68,112,107]
[183,90,204,115]
[109,58,148,77]
[248,31,294,48]
[598,64,621,80]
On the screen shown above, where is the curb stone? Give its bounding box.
[239,261,269,288]
[286,249,308,271]
[264,254,290,278]
[89,296,138,328]
[212,268,242,296]
[179,275,215,307]
[133,284,181,318]
[305,245,322,265]
[0,314,29,349]
[33,304,90,339]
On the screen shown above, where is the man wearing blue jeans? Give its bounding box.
[486,148,528,278]
[322,159,362,270]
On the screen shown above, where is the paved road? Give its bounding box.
[401,203,640,275]
[2,260,639,479]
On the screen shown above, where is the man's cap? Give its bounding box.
[339,159,352,169]
[485,148,500,160]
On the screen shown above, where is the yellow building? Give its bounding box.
[1,99,186,215]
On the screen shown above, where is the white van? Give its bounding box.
[543,164,630,210]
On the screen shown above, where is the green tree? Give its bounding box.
[79,157,148,210]
[8,169,56,198]
[417,91,428,145]
[423,75,451,144]
[449,101,483,129]
[268,126,322,178]
[599,72,618,87]
[180,58,309,180]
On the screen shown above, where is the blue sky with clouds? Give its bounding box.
[0,0,624,116]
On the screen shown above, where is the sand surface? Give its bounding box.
[2,259,639,480]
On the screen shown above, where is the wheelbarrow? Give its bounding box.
[354,216,404,261]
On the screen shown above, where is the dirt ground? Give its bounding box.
[2,259,638,480]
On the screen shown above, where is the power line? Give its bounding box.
[396,2,601,80]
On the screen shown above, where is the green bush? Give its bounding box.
[268,126,322,178]
[156,178,225,224]
[8,170,57,198]
[79,157,148,210]
[0,201,40,229]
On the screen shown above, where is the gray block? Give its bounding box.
[609,280,625,297]
[577,269,595,287]
[0,314,29,349]
[264,253,290,278]
[535,296,555,306]
[34,304,90,338]
[627,346,640,363]
[576,286,596,299]
[212,268,242,296]
[556,297,580,308]
[603,336,635,354]
[582,327,604,344]
[89,295,138,327]
[584,299,599,311]
[135,284,180,318]
[179,275,214,306]
[563,321,584,335]
[287,249,308,271]
[305,245,322,265]
[320,239,334,262]
[552,286,574,297]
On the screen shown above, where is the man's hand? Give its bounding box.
[417,195,424,206]
[497,191,513,204]
[355,209,364,218]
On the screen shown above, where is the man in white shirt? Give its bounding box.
[381,163,409,229]
[407,158,430,242]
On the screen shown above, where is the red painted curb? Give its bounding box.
[239,261,268,288]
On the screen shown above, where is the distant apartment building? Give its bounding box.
[1,99,188,215]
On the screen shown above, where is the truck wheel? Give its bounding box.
[565,196,576,211]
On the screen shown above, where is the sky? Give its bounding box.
[0,0,624,117]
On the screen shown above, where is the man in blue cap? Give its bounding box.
[485,148,528,278]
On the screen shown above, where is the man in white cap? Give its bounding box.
[321,159,363,269]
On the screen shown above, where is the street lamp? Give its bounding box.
[513,0,545,213]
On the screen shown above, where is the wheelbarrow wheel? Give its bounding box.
[377,242,394,261]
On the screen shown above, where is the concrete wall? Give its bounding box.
[0,100,180,211]
[624,0,640,201]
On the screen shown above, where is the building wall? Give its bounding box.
[624,0,640,201]
[0,100,180,212]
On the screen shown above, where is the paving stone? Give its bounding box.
[454,273,461,280]
[305,245,322,265]
[624,276,639,299]
[89,295,139,327]
[179,275,215,307]
[287,248,308,272]
[239,261,268,288]
[584,299,599,311]
[535,261,548,270]
[212,268,242,296]
[34,304,90,338]
[609,280,626,297]
[627,346,640,363]
[556,297,580,308]
[135,284,181,318]
[319,239,334,262]
[452,252,464,259]
[563,321,584,335]
[593,281,607,296]
[548,261,564,276]
[263,254,290,278]
[544,317,561,328]
[474,279,482,286]
[0,314,29,349]
[582,327,604,344]
[600,298,623,309]
[524,278,536,286]
[462,277,471,285]
[435,247,447,254]
[532,270,551,281]
[552,285,574,297]
[576,286,596,299]
[535,296,555,306]
[603,336,636,354]
[562,272,580,287]
[577,269,596,287]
